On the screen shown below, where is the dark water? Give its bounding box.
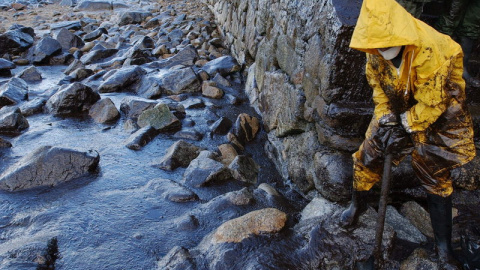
[0,65,306,269]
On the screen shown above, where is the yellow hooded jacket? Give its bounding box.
[350,0,475,195]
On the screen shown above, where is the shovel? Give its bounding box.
[356,153,393,270]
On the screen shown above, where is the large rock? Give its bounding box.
[0,106,29,134]
[0,77,28,108]
[88,98,120,124]
[31,37,63,65]
[124,125,158,150]
[313,151,353,202]
[17,66,42,81]
[145,45,198,69]
[137,103,180,131]
[80,46,118,64]
[400,201,434,238]
[145,178,198,203]
[0,58,16,77]
[118,11,152,26]
[153,140,201,171]
[83,27,108,42]
[19,97,46,116]
[201,55,241,77]
[0,27,35,54]
[212,208,287,244]
[75,1,112,10]
[50,21,82,31]
[386,206,427,244]
[55,28,84,50]
[119,96,156,120]
[98,66,146,93]
[183,151,232,187]
[228,155,259,184]
[136,68,200,99]
[0,146,100,191]
[231,113,259,145]
[46,82,100,116]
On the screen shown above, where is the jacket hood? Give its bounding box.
[349,0,419,54]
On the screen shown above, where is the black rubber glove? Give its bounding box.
[374,125,412,155]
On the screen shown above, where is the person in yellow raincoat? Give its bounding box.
[340,0,476,268]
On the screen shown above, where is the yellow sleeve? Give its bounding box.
[366,55,393,121]
[402,63,451,133]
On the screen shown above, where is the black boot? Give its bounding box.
[427,193,463,270]
[340,190,368,228]
[460,36,480,88]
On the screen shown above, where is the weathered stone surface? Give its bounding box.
[400,201,434,238]
[313,151,353,202]
[83,27,108,42]
[118,11,152,26]
[136,68,200,98]
[145,178,198,203]
[153,140,201,171]
[231,113,259,145]
[0,137,12,148]
[32,37,62,65]
[212,208,287,244]
[55,28,84,50]
[183,150,231,187]
[46,82,100,116]
[386,206,427,244]
[137,103,180,131]
[68,68,94,82]
[98,66,146,93]
[50,21,82,31]
[201,55,240,76]
[17,66,42,81]
[157,246,195,270]
[120,96,157,120]
[259,71,306,137]
[0,27,35,54]
[202,81,223,99]
[89,98,120,124]
[0,106,29,135]
[19,97,46,116]
[173,129,203,141]
[400,248,439,270]
[80,46,118,64]
[218,144,238,166]
[228,155,259,184]
[124,125,158,150]
[452,155,480,190]
[209,116,232,135]
[0,146,99,191]
[0,77,28,108]
[146,45,198,69]
[0,58,15,77]
[76,1,112,11]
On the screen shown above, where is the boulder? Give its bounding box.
[0,77,28,108]
[202,81,223,99]
[55,28,84,50]
[0,137,12,148]
[0,58,16,77]
[157,246,195,270]
[118,11,152,26]
[50,21,82,31]
[76,1,112,10]
[145,178,198,203]
[98,66,146,93]
[313,151,353,202]
[145,45,198,69]
[137,103,181,131]
[80,46,118,64]
[218,144,238,165]
[228,155,259,184]
[68,68,94,82]
[201,55,240,77]
[136,68,200,99]
[0,27,35,54]
[231,113,260,145]
[0,107,29,135]
[124,125,158,150]
[0,146,99,191]
[17,66,42,81]
[386,206,427,244]
[46,82,100,116]
[88,98,120,124]
[83,27,108,42]
[32,37,63,65]
[183,151,232,187]
[209,116,232,135]
[400,201,434,238]
[119,96,157,120]
[19,97,46,116]
[173,129,203,141]
[212,208,287,244]
[181,98,205,109]
[122,45,153,66]
[153,140,201,171]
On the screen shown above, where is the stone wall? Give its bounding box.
[200,0,370,200]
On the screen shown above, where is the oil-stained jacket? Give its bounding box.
[349,0,475,196]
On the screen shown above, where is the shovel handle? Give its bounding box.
[373,153,393,267]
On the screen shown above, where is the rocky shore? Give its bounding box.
[0,0,479,269]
